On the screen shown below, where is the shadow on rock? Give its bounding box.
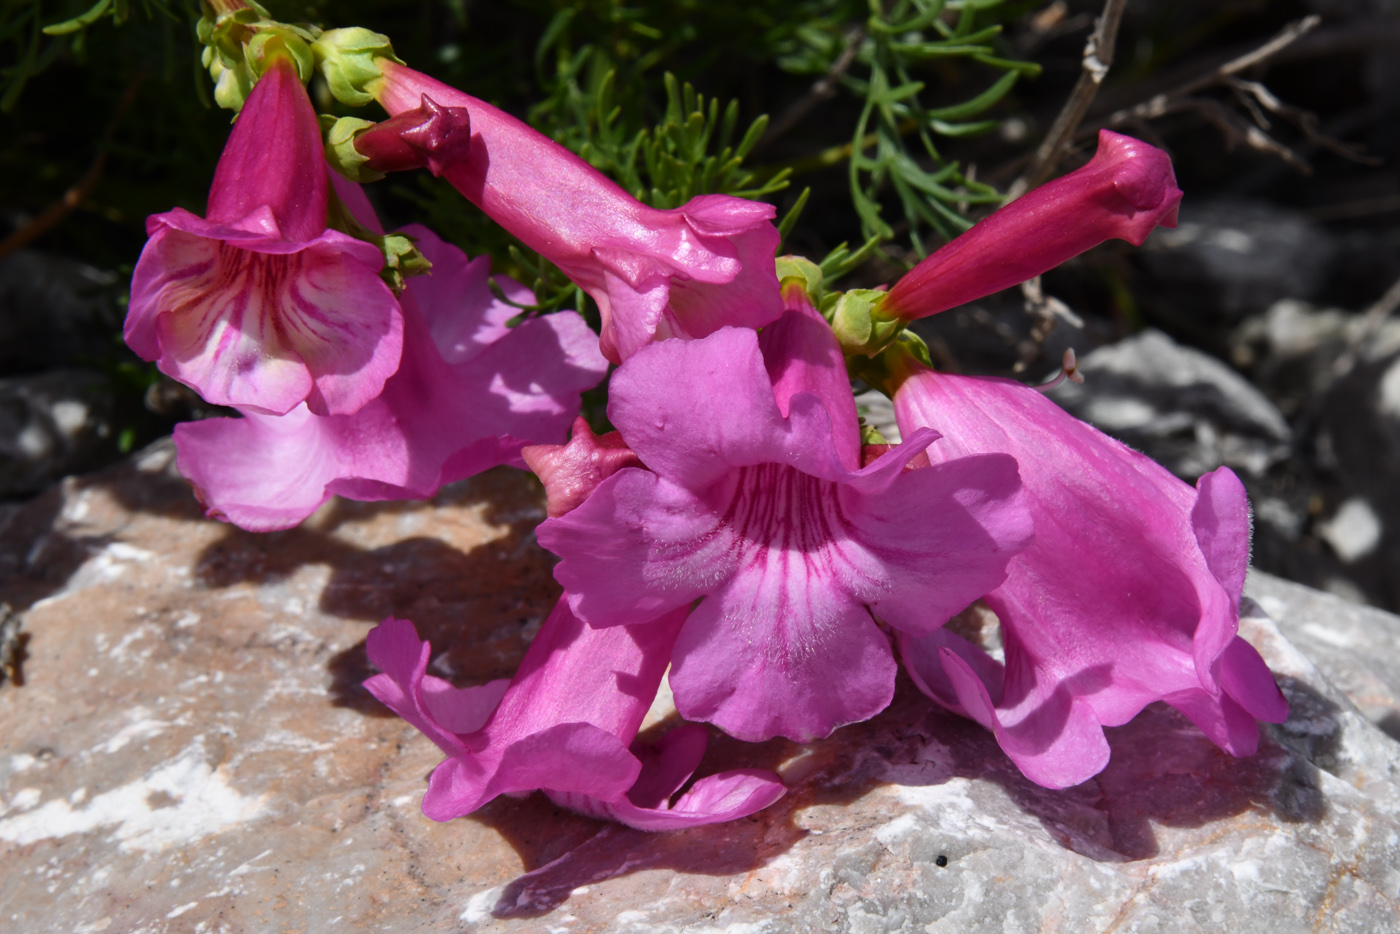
[467,687,900,920]
[190,467,560,716]
[448,665,1343,919]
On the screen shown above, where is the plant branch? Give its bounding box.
[1022,0,1128,190]
[757,25,864,155]
[0,76,143,260]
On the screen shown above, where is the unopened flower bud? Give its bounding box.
[879,130,1183,323]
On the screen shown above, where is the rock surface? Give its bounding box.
[1049,328,1292,480]
[1,442,1399,933]
[0,368,118,498]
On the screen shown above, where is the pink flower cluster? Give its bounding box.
[128,52,1288,833]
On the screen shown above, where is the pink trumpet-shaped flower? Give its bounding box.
[369,61,783,363]
[173,181,608,531]
[892,364,1288,789]
[536,288,1033,743]
[362,600,786,830]
[127,57,404,416]
[878,130,1182,322]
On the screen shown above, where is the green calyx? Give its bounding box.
[312,28,402,108]
[846,330,933,398]
[775,255,824,305]
[822,288,905,358]
[326,191,431,294]
[322,115,383,183]
[860,422,889,446]
[197,3,317,112]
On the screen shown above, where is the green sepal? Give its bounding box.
[312,27,402,108]
[325,189,431,294]
[245,28,317,83]
[845,331,933,398]
[774,255,824,305]
[322,115,382,183]
[380,233,433,292]
[823,288,905,358]
[860,422,889,446]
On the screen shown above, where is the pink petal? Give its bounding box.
[893,367,1287,787]
[174,236,607,531]
[550,770,786,832]
[129,215,404,418]
[362,618,508,755]
[206,57,328,243]
[882,130,1182,321]
[372,63,782,363]
[545,723,785,830]
[521,417,643,518]
[417,599,688,821]
[542,468,734,627]
[937,646,1111,789]
[605,327,851,491]
[759,286,862,472]
[669,552,899,742]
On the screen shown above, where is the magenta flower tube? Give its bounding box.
[369,61,783,363]
[892,363,1288,789]
[126,57,403,416]
[879,130,1183,322]
[362,598,786,831]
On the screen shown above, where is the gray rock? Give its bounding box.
[1313,350,1400,606]
[1049,328,1291,479]
[1138,200,1335,328]
[1,450,1398,931]
[1232,298,1400,418]
[0,368,116,498]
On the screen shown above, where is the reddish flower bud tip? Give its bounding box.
[351,94,472,177]
[882,129,1183,322]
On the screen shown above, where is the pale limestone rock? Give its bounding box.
[0,441,1398,933]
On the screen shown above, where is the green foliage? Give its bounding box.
[1,0,191,111]
[778,0,1038,257]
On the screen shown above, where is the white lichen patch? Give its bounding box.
[0,738,266,852]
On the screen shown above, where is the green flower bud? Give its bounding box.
[325,189,431,294]
[312,27,401,107]
[845,331,934,397]
[824,288,905,358]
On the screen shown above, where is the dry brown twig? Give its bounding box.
[0,76,143,261]
[757,25,865,154]
[1021,0,1129,190]
[1087,15,1373,173]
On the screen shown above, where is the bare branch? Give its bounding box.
[756,26,864,154]
[1022,0,1129,189]
[1099,16,1319,131]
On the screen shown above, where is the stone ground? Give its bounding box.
[1,441,1398,934]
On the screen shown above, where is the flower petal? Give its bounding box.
[606,327,850,490]
[362,617,508,755]
[541,469,736,627]
[893,367,1287,786]
[174,243,606,530]
[205,57,328,243]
